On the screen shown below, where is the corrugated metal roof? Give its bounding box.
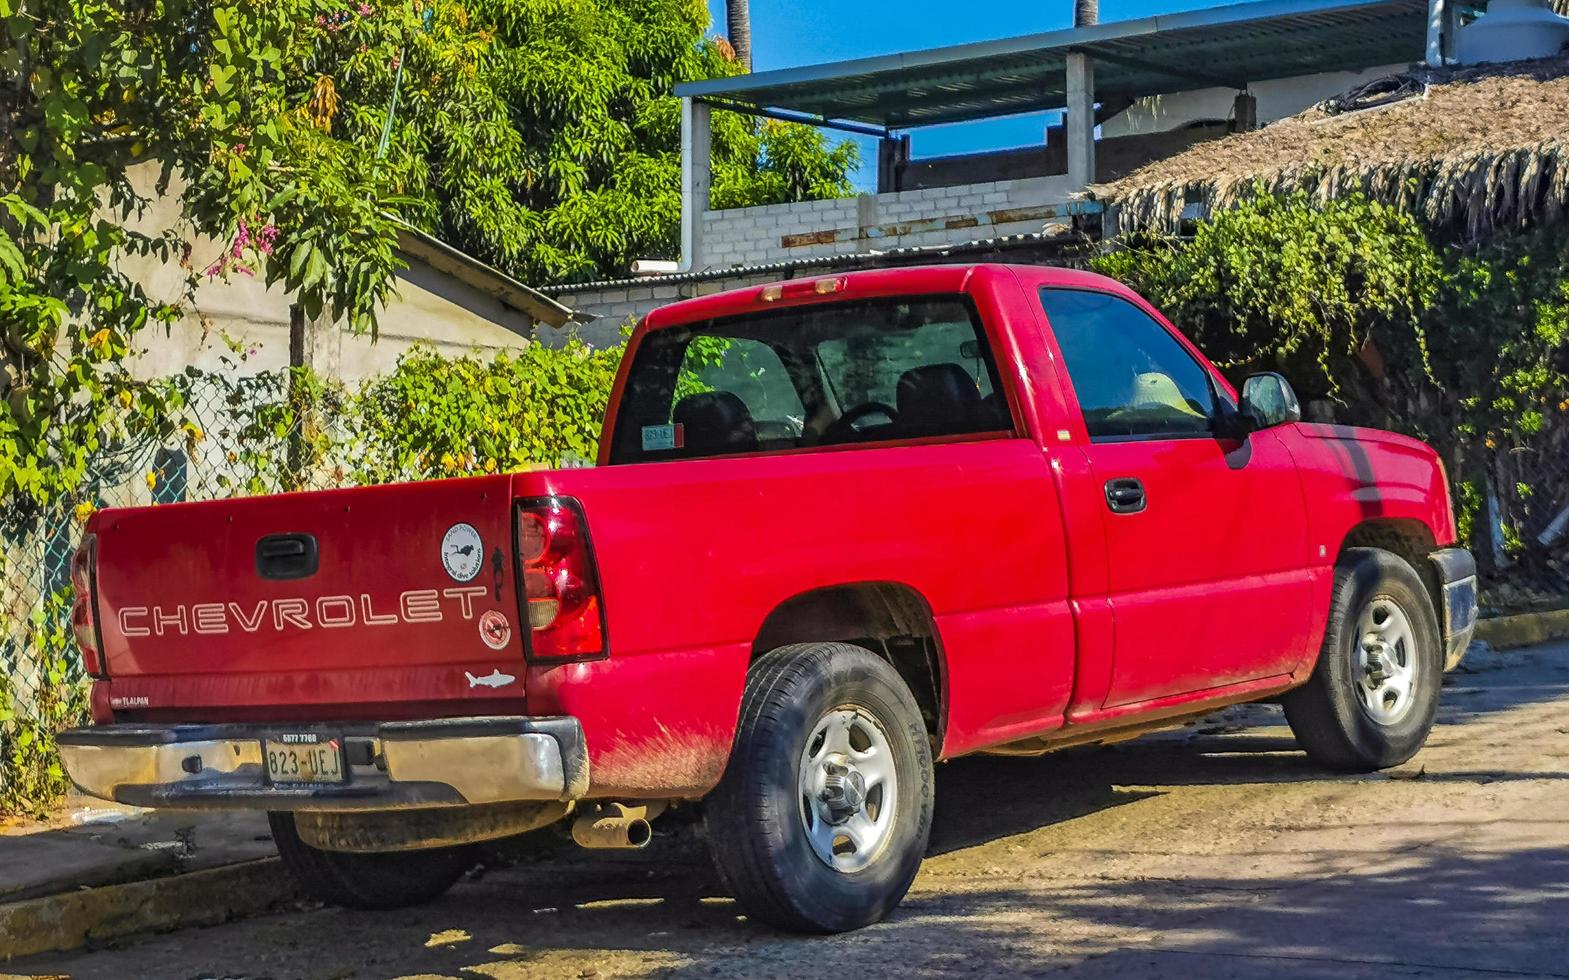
[394,226,586,327]
[535,226,1091,299]
[675,0,1429,130]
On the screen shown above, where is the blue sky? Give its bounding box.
[702,0,1228,187]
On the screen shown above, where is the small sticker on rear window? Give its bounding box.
[641,423,684,452]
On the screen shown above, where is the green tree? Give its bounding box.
[371,0,854,282]
[0,0,853,508]
[0,0,471,506]
[1092,192,1441,406]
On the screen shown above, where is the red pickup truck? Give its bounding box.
[60,264,1476,932]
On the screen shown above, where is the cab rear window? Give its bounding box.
[606,297,1012,464]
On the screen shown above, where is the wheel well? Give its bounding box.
[752,583,945,749]
[1340,519,1441,617]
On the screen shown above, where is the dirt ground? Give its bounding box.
[9,639,1569,980]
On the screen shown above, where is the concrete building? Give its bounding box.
[547,0,1482,329]
[117,166,580,385]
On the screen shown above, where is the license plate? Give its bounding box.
[264,736,345,784]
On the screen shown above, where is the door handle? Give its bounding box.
[256,532,319,580]
[1104,478,1147,514]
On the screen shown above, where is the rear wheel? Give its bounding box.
[269,811,472,909]
[1284,547,1442,772]
[704,642,934,933]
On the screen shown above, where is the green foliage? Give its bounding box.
[181,336,628,495]
[0,587,90,817]
[1092,192,1442,400]
[351,336,625,480]
[1428,227,1569,448]
[1,0,853,513]
[402,0,858,283]
[1093,192,1569,575]
[0,0,444,513]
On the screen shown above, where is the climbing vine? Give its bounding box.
[1093,191,1569,582]
[1091,191,1443,402]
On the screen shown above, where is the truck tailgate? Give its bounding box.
[91,476,525,719]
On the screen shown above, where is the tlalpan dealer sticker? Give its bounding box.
[641,423,684,452]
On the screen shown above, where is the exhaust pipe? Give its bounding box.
[571,801,666,850]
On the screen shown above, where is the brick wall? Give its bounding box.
[546,173,1081,341]
[701,174,1077,270]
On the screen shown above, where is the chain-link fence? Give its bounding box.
[2,366,1567,813]
[0,369,358,813]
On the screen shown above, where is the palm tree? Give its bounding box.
[727,0,752,71]
[1074,0,1097,27]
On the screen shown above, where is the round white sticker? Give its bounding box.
[441,523,484,582]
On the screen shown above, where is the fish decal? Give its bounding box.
[465,668,516,689]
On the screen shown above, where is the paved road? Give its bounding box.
[11,640,1569,980]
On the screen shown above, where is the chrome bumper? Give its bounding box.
[58,716,589,812]
[1430,547,1479,672]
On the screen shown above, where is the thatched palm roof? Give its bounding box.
[1095,55,1569,237]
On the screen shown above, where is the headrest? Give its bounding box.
[672,391,759,455]
[897,363,981,433]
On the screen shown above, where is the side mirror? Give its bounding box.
[1239,372,1302,431]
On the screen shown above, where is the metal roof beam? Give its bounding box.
[727,62,1062,118]
[698,99,893,138]
[1078,46,1250,90]
[671,0,1429,130]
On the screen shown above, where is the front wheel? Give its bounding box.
[1283,547,1443,771]
[704,642,934,932]
[269,811,472,909]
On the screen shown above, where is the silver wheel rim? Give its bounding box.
[798,706,898,873]
[1352,595,1419,726]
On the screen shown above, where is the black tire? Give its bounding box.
[268,811,472,909]
[704,642,934,933]
[1283,547,1443,772]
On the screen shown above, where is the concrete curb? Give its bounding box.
[1477,608,1569,651]
[0,857,299,961]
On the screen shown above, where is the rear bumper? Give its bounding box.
[58,716,589,812]
[1429,547,1479,672]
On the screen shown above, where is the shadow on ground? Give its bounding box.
[207,835,1568,979]
[15,642,1569,979]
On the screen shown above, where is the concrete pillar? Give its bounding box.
[877,134,911,194]
[287,303,341,376]
[679,97,712,273]
[1426,0,1460,65]
[1231,92,1258,133]
[1065,52,1096,190]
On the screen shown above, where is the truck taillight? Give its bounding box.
[517,498,606,661]
[69,533,108,679]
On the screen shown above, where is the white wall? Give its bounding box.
[699,174,1079,271]
[548,173,1082,332]
[115,164,544,385]
[1101,63,1412,137]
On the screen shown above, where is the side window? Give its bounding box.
[1039,288,1215,440]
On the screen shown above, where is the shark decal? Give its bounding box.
[465,668,516,689]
